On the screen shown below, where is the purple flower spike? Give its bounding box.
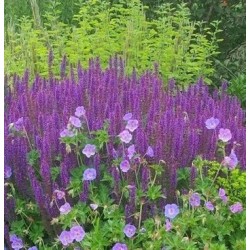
[4,165,12,179]
[123,113,132,121]
[112,243,128,250]
[123,224,136,238]
[218,128,232,142]
[127,144,136,159]
[146,146,154,157]
[120,160,130,173]
[59,230,74,246]
[118,130,132,144]
[83,168,97,181]
[75,106,86,118]
[126,119,139,132]
[59,202,72,215]
[205,117,220,129]
[230,202,243,213]
[82,144,96,158]
[205,201,214,211]
[164,204,179,219]
[69,116,82,128]
[70,225,86,242]
[189,193,201,207]
[222,150,238,170]
[165,219,172,231]
[28,247,38,250]
[60,129,75,138]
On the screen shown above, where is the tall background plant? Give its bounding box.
[4,0,222,88]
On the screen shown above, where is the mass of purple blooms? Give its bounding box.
[4,57,246,246]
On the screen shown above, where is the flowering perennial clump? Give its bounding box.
[4,58,246,248]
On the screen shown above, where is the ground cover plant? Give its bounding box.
[4,0,222,87]
[4,58,246,249]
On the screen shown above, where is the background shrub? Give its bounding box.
[4,0,222,87]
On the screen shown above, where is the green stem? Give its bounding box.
[118,188,124,206]
[151,171,157,187]
[138,202,143,229]
[199,167,203,184]
[24,127,33,150]
[210,164,223,188]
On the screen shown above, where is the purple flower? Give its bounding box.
[205,201,214,211]
[82,144,96,158]
[14,117,24,131]
[75,106,86,117]
[126,119,139,132]
[118,130,132,144]
[221,195,228,203]
[69,116,82,128]
[59,202,72,215]
[28,247,38,250]
[10,234,19,242]
[4,165,12,179]
[90,203,98,210]
[70,225,86,242]
[146,146,154,157]
[54,190,65,200]
[10,235,23,250]
[83,168,97,181]
[123,113,132,121]
[59,230,74,246]
[123,224,136,238]
[165,219,172,231]
[218,188,226,197]
[60,129,75,138]
[127,144,136,159]
[222,150,238,170]
[205,117,220,129]
[189,193,201,207]
[164,204,179,219]
[218,188,228,203]
[112,243,128,250]
[11,239,24,250]
[218,128,232,142]
[230,202,243,213]
[120,160,130,172]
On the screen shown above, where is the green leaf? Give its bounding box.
[29,222,45,242]
[147,185,162,201]
[51,166,60,181]
[27,149,40,166]
[11,219,26,237]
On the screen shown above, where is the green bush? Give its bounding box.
[4,0,222,87]
[207,161,246,204]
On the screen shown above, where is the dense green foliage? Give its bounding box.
[5,0,222,87]
[207,161,246,204]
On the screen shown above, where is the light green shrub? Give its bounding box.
[4,0,222,87]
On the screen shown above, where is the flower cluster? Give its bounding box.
[59,225,85,246]
[4,58,246,248]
